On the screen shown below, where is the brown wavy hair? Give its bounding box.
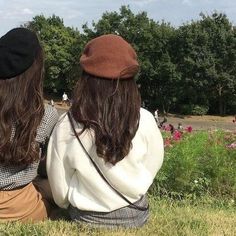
[71,72,141,165]
[0,48,45,165]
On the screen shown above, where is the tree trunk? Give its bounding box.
[218,86,224,116]
[162,103,166,115]
[219,95,223,116]
[223,101,226,115]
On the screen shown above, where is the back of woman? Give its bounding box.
[47,34,164,228]
[0,28,58,222]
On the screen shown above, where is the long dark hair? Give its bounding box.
[71,72,141,165]
[0,48,45,165]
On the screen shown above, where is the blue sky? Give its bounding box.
[1,0,236,36]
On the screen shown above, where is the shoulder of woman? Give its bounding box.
[44,104,59,120]
[139,108,159,133]
[140,108,155,121]
[37,105,59,139]
[44,104,58,116]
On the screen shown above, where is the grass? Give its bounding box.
[154,130,236,199]
[1,130,235,235]
[0,197,235,236]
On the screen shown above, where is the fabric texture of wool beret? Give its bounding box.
[0,28,41,80]
[80,34,139,79]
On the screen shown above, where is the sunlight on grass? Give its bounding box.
[1,131,235,235]
[0,197,235,236]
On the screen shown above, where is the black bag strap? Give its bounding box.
[67,112,148,211]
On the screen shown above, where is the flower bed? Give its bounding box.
[150,126,236,200]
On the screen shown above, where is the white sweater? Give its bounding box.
[47,108,164,212]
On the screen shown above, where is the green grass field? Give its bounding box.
[1,130,235,235]
[0,197,235,236]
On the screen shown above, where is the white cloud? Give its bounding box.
[1,8,33,20]
[182,0,191,6]
[22,8,34,15]
[132,0,158,7]
[1,0,236,36]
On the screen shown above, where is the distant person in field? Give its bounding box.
[154,108,160,126]
[177,123,183,130]
[169,124,175,134]
[154,109,167,128]
[0,28,58,222]
[62,92,69,106]
[50,99,54,107]
[47,34,164,228]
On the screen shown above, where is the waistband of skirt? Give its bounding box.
[0,182,31,192]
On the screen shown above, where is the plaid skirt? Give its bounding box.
[69,195,149,228]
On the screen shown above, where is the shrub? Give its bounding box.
[179,104,193,115]
[179,104,209,115]
[150,130,236,199]
[192,105,209,115]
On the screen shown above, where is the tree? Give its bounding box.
[23,9,236,115]
[25,15,83,93]
[200,13,236,115]
[83,6,179,112]
[174,12,236,115]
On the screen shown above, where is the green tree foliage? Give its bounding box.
[24,8,236,114]
[83,6,180,112]
[25,15,84,92]
[200,13,236,115]
[175,13,236,115]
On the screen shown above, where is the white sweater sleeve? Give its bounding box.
[141,109,164,178]
[46,138,74,209]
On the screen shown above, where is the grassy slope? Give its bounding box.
[1,131,235,235]
[0,197,235,236]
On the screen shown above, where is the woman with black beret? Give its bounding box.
[0,28,58,222]
[47,34,164,228]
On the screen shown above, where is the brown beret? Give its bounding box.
[80,34,139,79]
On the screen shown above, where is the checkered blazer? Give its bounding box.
[0,105,58,190]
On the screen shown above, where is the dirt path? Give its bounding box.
[52,103,235,131]
[163,115,235,131]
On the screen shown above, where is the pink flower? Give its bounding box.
[173,130,182,141]
[161,125,166,130]
[185,126,193,133]
[165,125,171,131]
[164,138,172,147]
[226,142,236,149]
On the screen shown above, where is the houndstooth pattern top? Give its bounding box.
[0,105,59,190]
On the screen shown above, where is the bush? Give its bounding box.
[179,104,209,115]
[179,104,193,115]
[192,105,209,115]
[150,130,236,199]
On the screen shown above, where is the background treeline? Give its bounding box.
[24,6,236,115]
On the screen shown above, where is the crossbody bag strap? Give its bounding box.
[67,111,148,211]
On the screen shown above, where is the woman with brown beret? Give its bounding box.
[47,34,164,228]
[0,28,58,222]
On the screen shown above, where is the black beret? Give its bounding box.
[0,28,41,80]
